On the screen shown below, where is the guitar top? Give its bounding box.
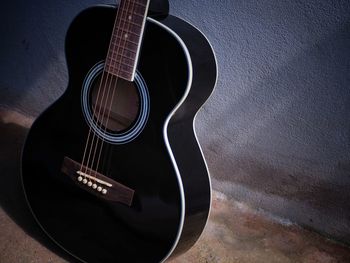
[21,1,217,262]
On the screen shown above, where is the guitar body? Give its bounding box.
[21,5,217,263]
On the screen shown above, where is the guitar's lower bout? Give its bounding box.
[21,4,217,263]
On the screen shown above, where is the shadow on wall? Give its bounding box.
[204,21,350,243]
[1,0,61,113]
[0,0,103,115]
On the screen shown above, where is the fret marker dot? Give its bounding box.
[128,15,132,20]
[124,33,128,39]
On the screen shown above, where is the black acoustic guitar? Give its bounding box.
[21,1,217,262]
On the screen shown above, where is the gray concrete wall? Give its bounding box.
[1,0,350,243]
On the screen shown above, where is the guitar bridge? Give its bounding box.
[61,157,134,206]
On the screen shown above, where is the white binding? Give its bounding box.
[149,16,219,262]
[158,17,219,261]
[146,17,190,263]
[189,20,219,240]
[131,0,151,81]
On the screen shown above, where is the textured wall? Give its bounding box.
[171,0,350,243]
[1,0,350,243]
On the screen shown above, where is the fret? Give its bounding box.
[105,64,134,78]
[110,43,138,54]
[121,8,146,18]
[109,52,135,63]
[105,62,134,73]
[119,11,144,25]
[130,10,146,18]
[107,67,134,78]
[109,27,141,39]
[120,0,147,9]
[111,32,140,45]
[117,27,141,37]
[120,4,147,16]
[105,65,133,78]
[120,17,143,28]
[109,50,136,63]
[132,0,147,8]
[105,0,150,80]
[106,55,135,67]
[105,67,132,80]
[109,47,136,57]
[109,44,137,56]
[111,27,140,44]
[116,23,143,35]
[108,40,138,59]
[110,45,138,58]
[134,5,148,16]
[108,62,134,71]
[111,36,139,48]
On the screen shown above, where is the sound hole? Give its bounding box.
[90,74,140,133]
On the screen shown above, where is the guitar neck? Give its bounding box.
[105,0,150,81]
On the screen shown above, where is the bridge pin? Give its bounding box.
[92,184,97,189]
[97,186,102,192]
[87,181,92,187]
[77,176,83,182]
[102,189,107,195]
[83,178,88,184]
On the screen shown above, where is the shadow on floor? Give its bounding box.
[0,115,78,262]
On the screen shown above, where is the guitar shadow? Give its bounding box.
[0,111,79,263]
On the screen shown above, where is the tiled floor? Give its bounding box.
[0,108,349,263]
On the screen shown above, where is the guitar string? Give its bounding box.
[96,0,138,176]
[93,0,138,176]
[99,0,135,176]
[79,11,123,179]
[102,0,146,176]
[79,0,125,177]
[85,0,135,185]
[103,0,147,176]
[79,68,111,176]
[82,0,130,181]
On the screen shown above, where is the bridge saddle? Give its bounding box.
[61,157,134,206]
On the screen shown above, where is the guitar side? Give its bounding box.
[158,16,218,256]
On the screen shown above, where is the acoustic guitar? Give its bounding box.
[21,1,217,262]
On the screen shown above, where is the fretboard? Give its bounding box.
[105,0,150,81]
